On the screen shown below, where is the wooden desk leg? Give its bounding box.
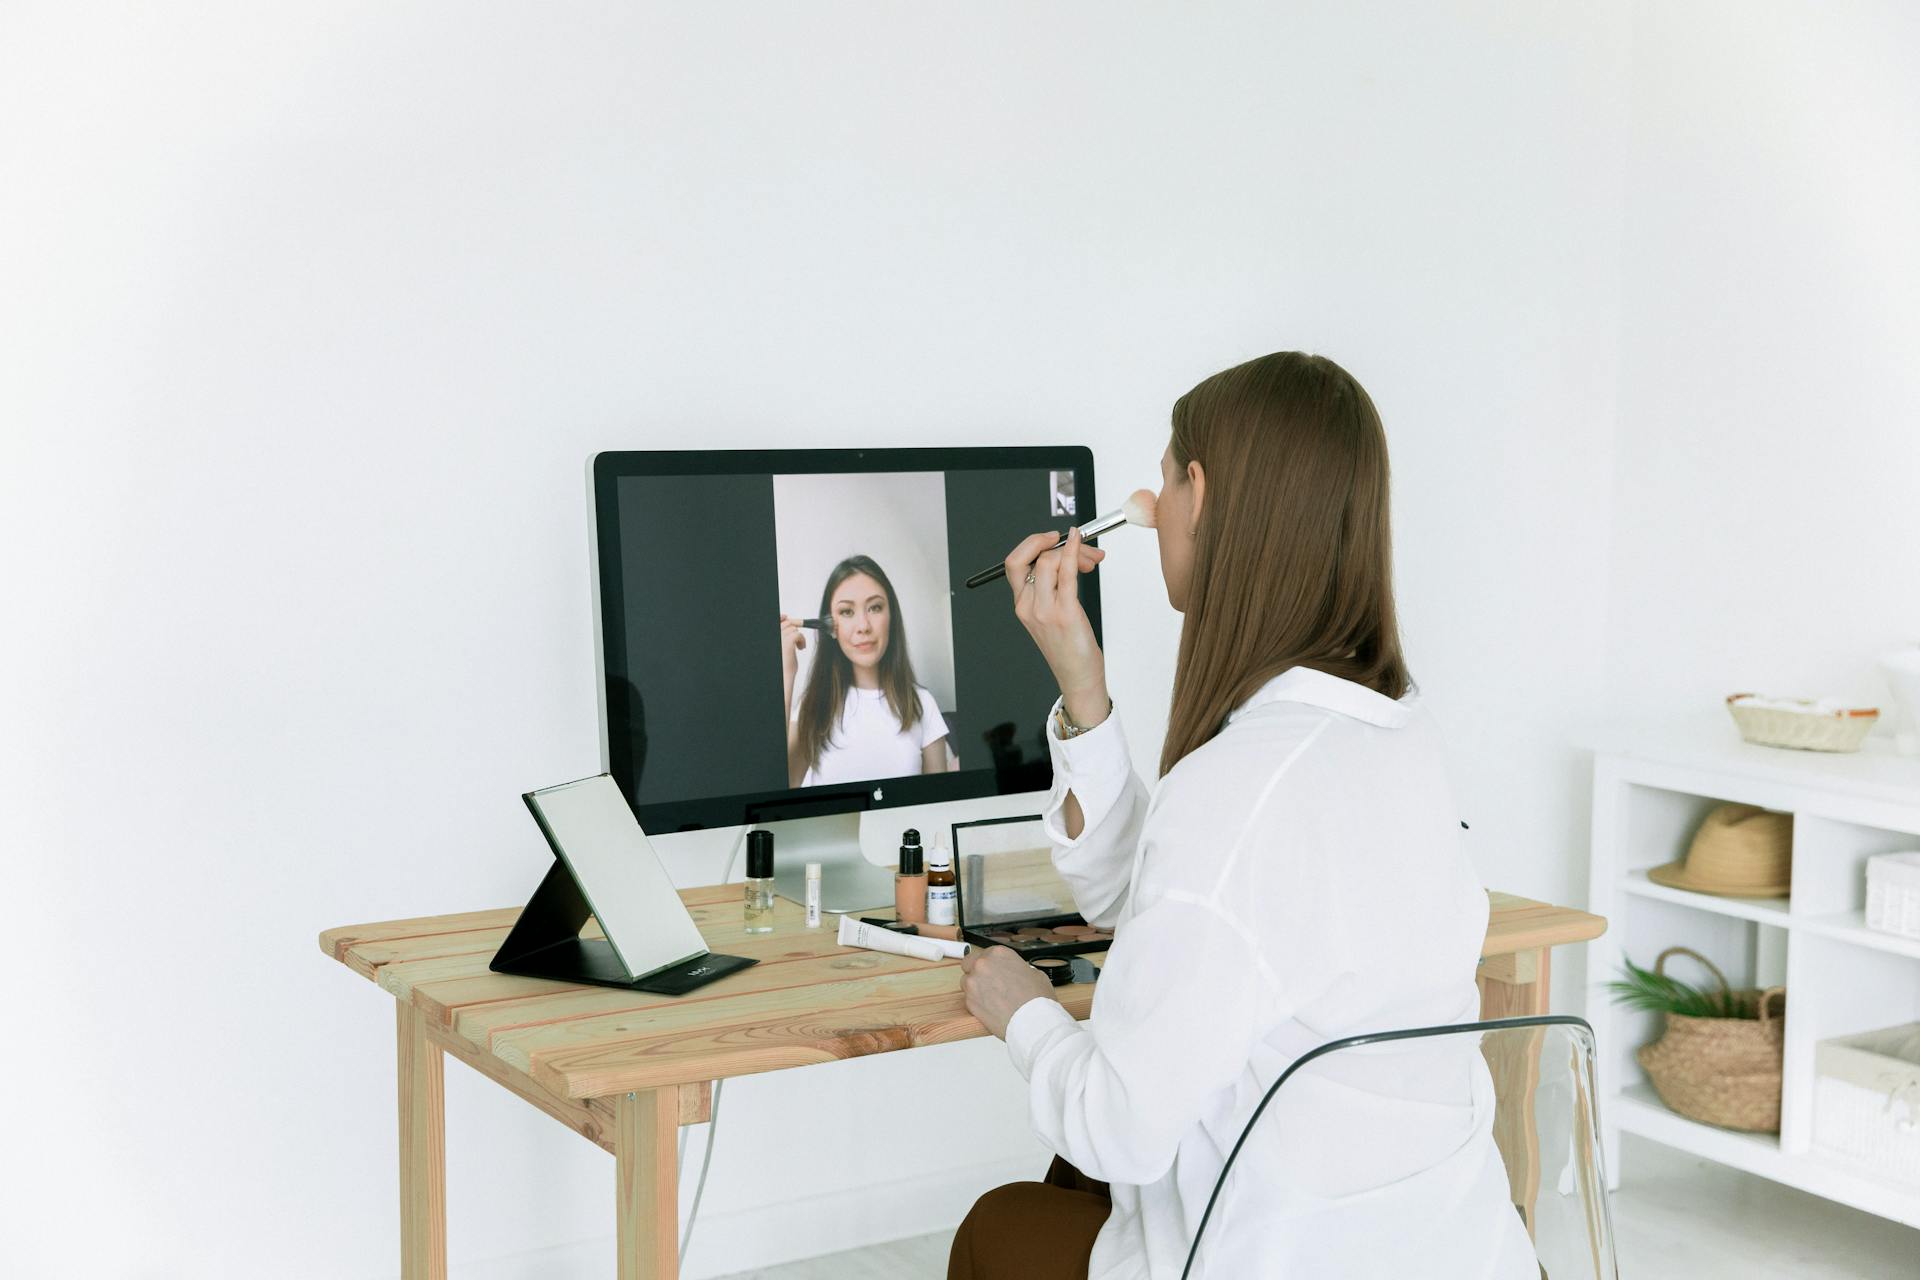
[1478,946,1551,1020]
[1479,946,1551,1238]
[615,1088,681,1280]
[397,1003,447,1280]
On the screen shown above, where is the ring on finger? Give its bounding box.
[1024,572,1036,585]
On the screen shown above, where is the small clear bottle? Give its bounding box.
[743,830,775,933]
[895,828,927,924]
[804,861,823,928]
[926,837,957,928]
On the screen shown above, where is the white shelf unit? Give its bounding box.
[1586,722,1920,1231]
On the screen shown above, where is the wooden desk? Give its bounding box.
[321,887,1603,1279]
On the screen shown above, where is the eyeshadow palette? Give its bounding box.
[952,814,1114,962]
[971,923,1115,951]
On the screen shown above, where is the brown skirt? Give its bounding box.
[948,1157,1113,1280]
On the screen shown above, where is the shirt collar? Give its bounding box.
[1224,665,1416,729]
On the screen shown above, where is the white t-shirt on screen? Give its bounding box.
[797,684,949,787]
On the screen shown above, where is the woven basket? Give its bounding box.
[1635,946,1786,1133]
[1726,693,1879,752]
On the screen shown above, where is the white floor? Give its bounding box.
[712,1136,1920,1280]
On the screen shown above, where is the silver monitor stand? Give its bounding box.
[766,809,897,915]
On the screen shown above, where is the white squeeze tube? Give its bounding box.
[804,862,822,928]
[837,915,968,962]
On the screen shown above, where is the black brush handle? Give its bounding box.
[964,560,1017,589]
[965,533,1071,589]
[963,509,1125,590]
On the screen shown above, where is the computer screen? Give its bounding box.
[593,447,1101,832]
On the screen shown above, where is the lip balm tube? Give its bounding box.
[804,862,822,928]
[837,915,968,962]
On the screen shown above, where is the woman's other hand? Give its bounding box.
[779,613,808,727]
[779,612,807,682]
[1004,526,1109,726]
[960,945,1057,1040]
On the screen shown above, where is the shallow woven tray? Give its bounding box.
[1727,694,1878,753]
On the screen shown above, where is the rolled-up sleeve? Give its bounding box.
[1041,697,1149,927]
[1006,994,1079,1078]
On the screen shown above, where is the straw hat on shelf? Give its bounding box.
[1646,803,1792,898]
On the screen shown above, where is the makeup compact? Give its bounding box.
[1031,956,1074,985]
[952,814,1114,962]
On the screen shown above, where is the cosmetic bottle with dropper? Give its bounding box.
[926,836,957,928]
[895,828,927,925]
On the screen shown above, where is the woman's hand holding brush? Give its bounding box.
[778,612,807,718]
[1005,526,1110,730]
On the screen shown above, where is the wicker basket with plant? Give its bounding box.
[1608,945,1785,1132]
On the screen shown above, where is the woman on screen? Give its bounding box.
[780,554,951,788]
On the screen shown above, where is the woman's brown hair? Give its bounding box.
[1159,351,1410,777]
[794,555,924,776]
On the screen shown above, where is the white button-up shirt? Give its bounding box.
[1004,667,1535,1278]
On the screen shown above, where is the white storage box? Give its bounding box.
[1865,851,1920,942]
[1812,1023,1920,1185]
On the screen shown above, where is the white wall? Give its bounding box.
[1605,1,1920,727]
[3,3,1639,1276]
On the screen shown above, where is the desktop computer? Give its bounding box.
[589,446,1101,913]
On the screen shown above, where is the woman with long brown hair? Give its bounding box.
[952,353,1532,1278]
[781,554,951,788]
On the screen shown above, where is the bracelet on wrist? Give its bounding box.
[1056,697,1112,739]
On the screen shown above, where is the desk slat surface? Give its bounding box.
[324,888,1601,1101]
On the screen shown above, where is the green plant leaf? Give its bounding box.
[1605,955,1757,1020]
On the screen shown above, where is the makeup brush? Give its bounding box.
[964,488,1158,589]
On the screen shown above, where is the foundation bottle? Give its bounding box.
[743,830,775,933]
[895,828,928,925]
[926,836,957,928]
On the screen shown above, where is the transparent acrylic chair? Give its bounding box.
[1182,1015,1616,1279]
